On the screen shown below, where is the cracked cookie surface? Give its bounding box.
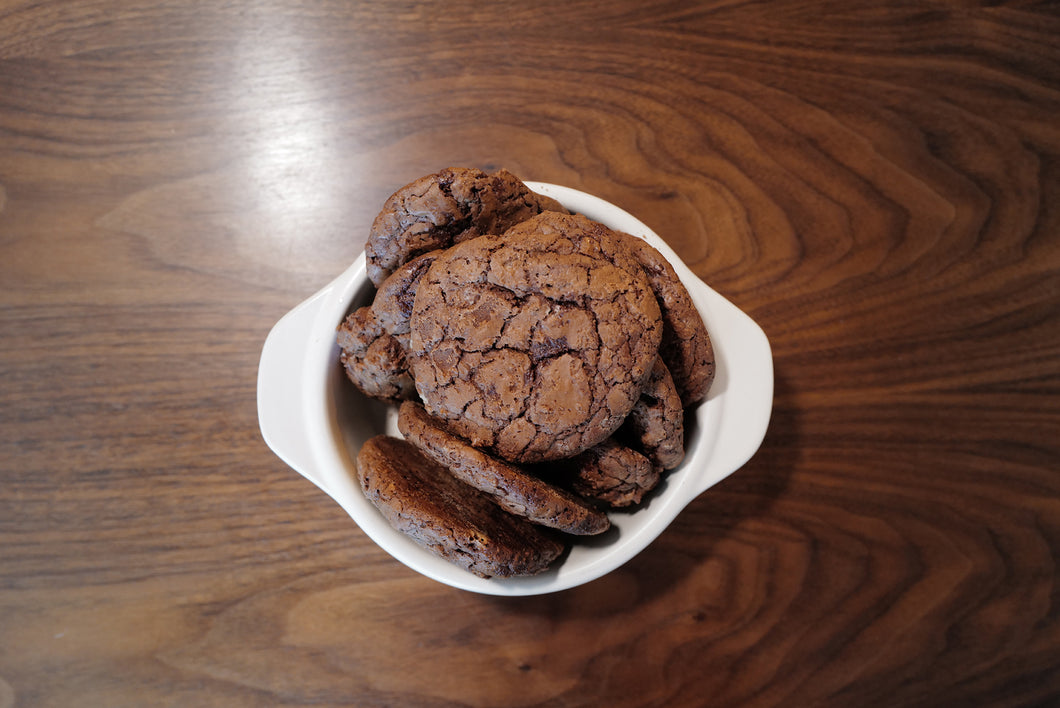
[409,212,663,463]
[337,251,440,401]
[337,306,415,401]
[365,166,568,286]
[357,435,565,578]
[371,249,441,346]
[623,357,685,471]
[565,437,660,508]
[619,232,715,407]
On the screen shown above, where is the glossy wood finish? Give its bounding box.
[2,2,1059,706]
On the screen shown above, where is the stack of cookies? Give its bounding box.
[339,167,714,579]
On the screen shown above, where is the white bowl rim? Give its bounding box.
[257,182,773,596]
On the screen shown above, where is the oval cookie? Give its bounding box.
[357,435,565,578]
[398,401,610,536]
[622,357,685,471]
[619,232,715,407]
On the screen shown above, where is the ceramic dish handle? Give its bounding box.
[690,285,774,498]
[256,289,332,495]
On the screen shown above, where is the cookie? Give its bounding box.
[618,232,715,407]
[622,357,685,471]
[409,211,663,463]
[336,251,440,402]
[357,435,565,578]
[337,306,416,401]
[564,438,660,509]
[365,167,568,286]
[398,401,610,536]
[371,250,441,348]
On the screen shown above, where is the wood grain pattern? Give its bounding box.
[2,1,1059,706]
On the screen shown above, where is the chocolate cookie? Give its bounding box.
[371,250,441,348]
[357,435,565,578]
[564,438,660,508]
[398,401,610,536]
[619,232,715,407]
[622,357,685,471]
[365,167,568,286]
[337,306,415,401]
[409,211,663,463]
[336,251,440,401]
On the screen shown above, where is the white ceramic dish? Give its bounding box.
[257,183,773,596]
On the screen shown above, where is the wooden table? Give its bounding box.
[3,2,1059,706]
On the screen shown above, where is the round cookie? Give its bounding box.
[336,251,440,402]
[565,437,660,509]
[357,435,565,578]
[371,250,441,348]
[365,167,568,286]
[337,306,415,401]
[409,211,663,463]
[622,357,685,471]
[398,401,610,536]
[618,232,715,407]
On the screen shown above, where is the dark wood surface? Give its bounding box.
[3,1,1059,706]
